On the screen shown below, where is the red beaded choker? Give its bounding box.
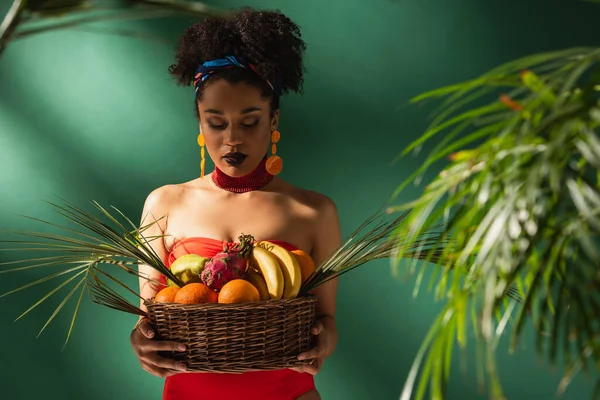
[211,156,274,193]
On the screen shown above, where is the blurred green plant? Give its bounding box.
[0,0,227,57]
[390,44,600,399]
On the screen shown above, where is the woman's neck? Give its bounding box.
[211,156,274,193]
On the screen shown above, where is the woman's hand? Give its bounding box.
[130,318,188,378]
[292,316,338,375]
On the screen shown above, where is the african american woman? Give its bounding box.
[129,8,341,400]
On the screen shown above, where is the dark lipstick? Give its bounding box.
[222,152,247,166]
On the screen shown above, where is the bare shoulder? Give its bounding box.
[143,183,183,208]
[284,184,342,263]
[308,190,338,222]
[283,182,340,226]
[140,183,187,226]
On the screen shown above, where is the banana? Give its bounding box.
[250,246,284,299]
[243,270,270,301]
[256,241,301,299]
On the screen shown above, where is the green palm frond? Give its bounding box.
[299,208,449,295]
[299,205,523,302]
[0,197,184,345]
[391,47,600,399]
[0,0,228,56]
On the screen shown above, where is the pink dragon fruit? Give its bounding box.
[200,258,240,291]
[201,234,255,290]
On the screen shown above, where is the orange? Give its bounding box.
[173,282,218,304]
[154,286,180,303]
[218,279,260,304]
[290,249,316,284]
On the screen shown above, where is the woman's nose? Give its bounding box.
[223,126,244,146]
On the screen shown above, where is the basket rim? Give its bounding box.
[144,293,316,310]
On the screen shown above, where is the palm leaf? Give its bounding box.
[299,206,448,296]
[391,46,600,399]
[1,0,228,57]
[36,270,87,338]
[63,279,86,350]
[0,197,185,345]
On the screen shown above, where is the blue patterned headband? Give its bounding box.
[193,55,281,98]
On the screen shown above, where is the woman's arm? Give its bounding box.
[130,186,188,377]
[137,187,171,317]
[295,195,342,372]
[311,196,342,329]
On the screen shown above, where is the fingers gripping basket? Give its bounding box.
[144,295,317,373]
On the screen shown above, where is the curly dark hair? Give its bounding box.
[168,8,306,116]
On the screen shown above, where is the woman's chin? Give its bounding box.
[218,161,252,177]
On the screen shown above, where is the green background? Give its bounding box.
[1,0,599,399]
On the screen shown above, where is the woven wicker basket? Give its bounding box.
[144,294,317,373]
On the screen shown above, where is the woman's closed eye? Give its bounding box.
[241,119,260,128]
[207,118,227,130]
[206,119,259,130]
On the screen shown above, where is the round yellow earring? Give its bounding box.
[266,129,282,175]
[197,131,206,178]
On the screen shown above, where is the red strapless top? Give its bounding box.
[160,237,315,400]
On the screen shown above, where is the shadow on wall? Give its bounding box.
[0,96,117,200]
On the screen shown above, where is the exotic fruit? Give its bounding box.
[201,234,255,291]
[200,258,240,291]
[220,233,255,274]
[211,250,247,275]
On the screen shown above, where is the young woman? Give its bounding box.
[128,8,341,400]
